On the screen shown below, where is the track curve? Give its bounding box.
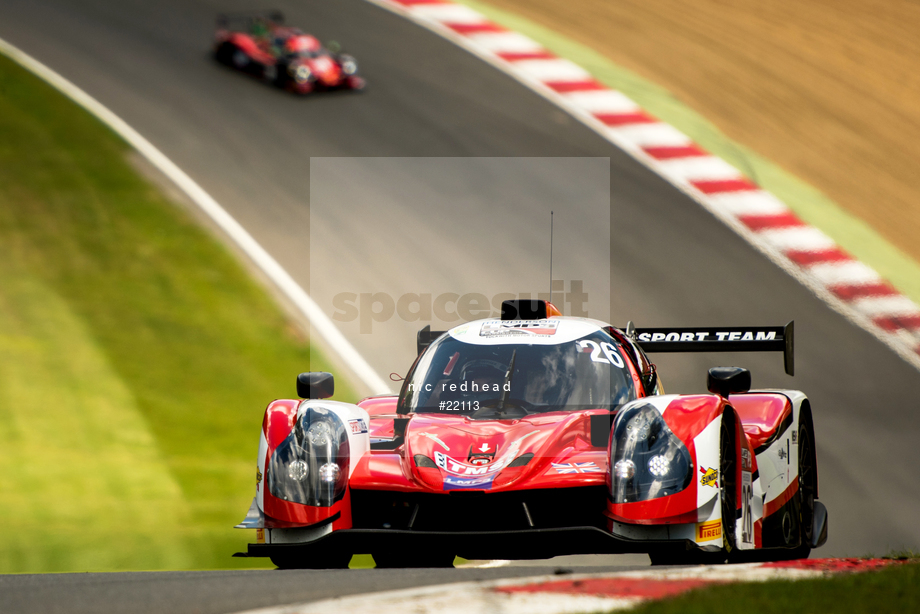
[1,0,919,609]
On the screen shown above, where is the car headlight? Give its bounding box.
[291,64,312,83]
[268,405,350,506]
[609,403,691,503]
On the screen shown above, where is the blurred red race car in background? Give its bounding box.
[214,11,365,95]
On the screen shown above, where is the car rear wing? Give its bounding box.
[417,325,448,356]
[626,321,794,376]
[416,317,795,375]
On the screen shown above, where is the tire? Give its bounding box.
[231,48,250,70]
[214,42,236,65]
[270,551,352,569]
[372,551,455,568]
[719,412,738,559]
[783,413,816,560]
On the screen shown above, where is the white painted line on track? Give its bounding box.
[757,227,837,251]
[510,58,592,81]
[225,563,829,614]
[459,559,512,568]
[608,123,694,148]
[562,90,640,113]
[0,36,392,396]
[656,156,744,182]
[708,191,790,216]
[465,32,543,53]
[409,4,487,24]
[808,261,882,286]
[852,295,920,317]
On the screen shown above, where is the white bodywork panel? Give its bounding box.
[691,415,723,549]
[265,523,333,544]
[296,399,371,478]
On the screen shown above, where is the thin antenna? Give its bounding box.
[549,211,554,304]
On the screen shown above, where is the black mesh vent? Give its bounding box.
[351,486,607,532]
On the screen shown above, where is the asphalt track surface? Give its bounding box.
[1,0,919,611]
[2,566,656,614]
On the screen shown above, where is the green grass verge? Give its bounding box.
[455,0,920,308]
[611,561,920,614]
[0,53,356,572]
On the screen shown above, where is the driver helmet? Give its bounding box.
[285,34,321,54]
[460,358,506,384]
[250,19,269,38]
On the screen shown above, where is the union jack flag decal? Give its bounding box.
[551,461,603,474]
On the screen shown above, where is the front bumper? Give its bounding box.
[237,526,687,560]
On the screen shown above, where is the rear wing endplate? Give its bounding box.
[629,321,794,376]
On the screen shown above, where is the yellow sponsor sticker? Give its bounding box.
[256,528,265,544]
[699,466,719,488]
[697,520,722,541]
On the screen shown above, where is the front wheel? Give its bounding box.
[782,414,817,560]
[214,42,236,65]
[719,412,738,559]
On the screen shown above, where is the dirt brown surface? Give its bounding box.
[480,0,920,264]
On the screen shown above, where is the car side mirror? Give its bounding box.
[297,372,334,399]
[707,366,751,397]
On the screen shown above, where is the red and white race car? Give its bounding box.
[235,300,827,568]
[213,11,365,95]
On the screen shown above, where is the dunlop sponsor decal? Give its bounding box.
[697,520,722,541]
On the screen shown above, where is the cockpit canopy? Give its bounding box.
[397,320,638,419]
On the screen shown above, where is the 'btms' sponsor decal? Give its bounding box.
[699,466,718,488]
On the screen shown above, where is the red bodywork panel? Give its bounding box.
[350,398,612,493]
[605,395,724,525]
[731,394,793,450]
[219,31,275,66]
[261,391,796,538]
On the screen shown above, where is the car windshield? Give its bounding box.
[398,330,638,418]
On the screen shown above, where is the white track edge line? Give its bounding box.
[0,36,392,395]
[365,0,920,372]
[227,564,824,614]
